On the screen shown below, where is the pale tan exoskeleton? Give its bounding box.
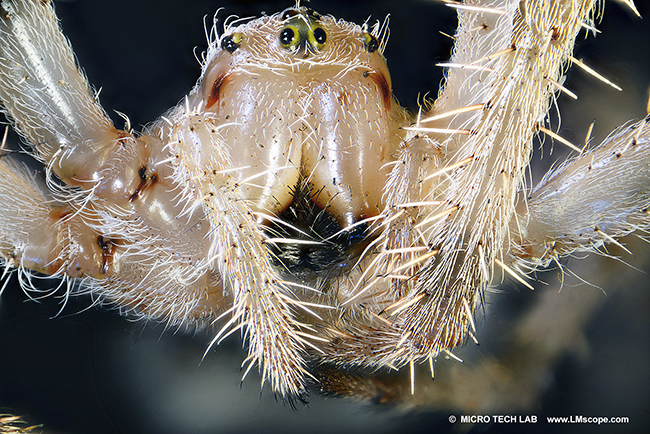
[0,0,649,428]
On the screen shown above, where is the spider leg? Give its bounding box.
[0,0,228,327]
[168,111,311,399]
[314,0,600,372]
[0,0,116,175]
[513,117,650,269]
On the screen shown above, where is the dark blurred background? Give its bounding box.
[0,1,649,433]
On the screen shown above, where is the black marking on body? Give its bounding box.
[206,73,228,110]
[129,166,158,202]
[97,236,116,274]
[265,181,372,281]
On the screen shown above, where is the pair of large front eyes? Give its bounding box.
[278,25,327,51]
[219,27,326,53]
[220,28,379,54]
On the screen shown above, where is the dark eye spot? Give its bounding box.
[313,27,326,45]
[281,9,299,20]
[221,33,242,53]
[280,28,296,46]
[362,33,379,53]
[306,9,321,20]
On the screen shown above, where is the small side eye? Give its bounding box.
[362,33,379,53]
[306,9,321,20]
[281,9,299,20]
[221,33,242,53]
[279,27,299,49]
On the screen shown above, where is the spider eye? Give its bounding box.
[362,32,379,53]
[221,33,242,53]
[306,8,321,20]
[311,27,327,47]
[279,26,299,49]
[279,12,327,53]
[281,8,299,20]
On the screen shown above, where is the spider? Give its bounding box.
[0,0,649,433]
